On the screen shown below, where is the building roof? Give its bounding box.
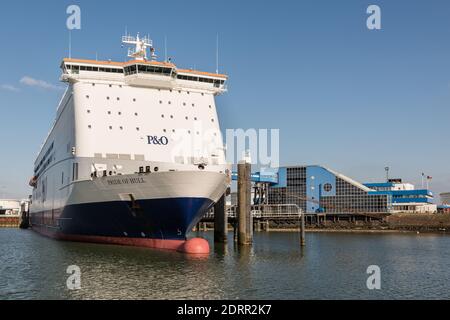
[324,167,373,192]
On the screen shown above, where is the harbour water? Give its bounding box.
[1,229,449,300]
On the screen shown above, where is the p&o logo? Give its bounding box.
[147,135,169,146]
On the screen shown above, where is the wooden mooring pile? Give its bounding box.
[202,161,307,247]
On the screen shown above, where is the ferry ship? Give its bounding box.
[29,34,230,254]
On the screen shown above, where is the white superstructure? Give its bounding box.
[29,34,230,244]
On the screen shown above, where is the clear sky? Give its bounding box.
[0,0,449,200]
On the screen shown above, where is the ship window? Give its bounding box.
[134,113,138,116]
[92,83,95,86]
[183,102,186,106]
[172,129,175,133]
[118,112,122,115]
[161,114,164,118]
[211,119,215,122]
[107,96,110,100]
[136,127,140,131]
[86,95,89,99]
[108,111,111,115]
[109,84,112,87]
[88,125,92,129]
[201,93,204,96]
[209,105,212,109]
[120,126,123,130]
[192,104,195,107]
[168,101,171,105]
[117,97,120,101]
[185,116,188,120]
[133,98,136,102]
[87,110,91,113]
[170,115,173,119]
[159,100,163,104]
[163,129,167,133]
[194,117,198,121]
[109,126,113,130]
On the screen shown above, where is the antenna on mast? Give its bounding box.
[69,30,72,58]
[121,32,156,61]
[164,35,168,62]
[216,33,219,74]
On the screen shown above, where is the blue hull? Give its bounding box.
[30,197,214,240]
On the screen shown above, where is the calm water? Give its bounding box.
[1,229,449,300]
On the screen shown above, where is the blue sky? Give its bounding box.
[0,0,449,200]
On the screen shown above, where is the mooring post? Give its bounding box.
[300,212,306,246]
[237,161,252,245]
[214,194,227,243]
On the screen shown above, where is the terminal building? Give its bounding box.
[441,192,450,205]
[364,180,436,213]
[0,200,22,216]
[265,166,436,214]
[438,193,450,213]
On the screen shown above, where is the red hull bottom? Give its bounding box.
[31,225,210,254]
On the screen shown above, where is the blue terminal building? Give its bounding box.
[261,166,436,214]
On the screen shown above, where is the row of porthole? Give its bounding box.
[91,83,123,88]
[90,83,209,98]
[159,101,213,109]
[159,89,207,97]
[85,94,212,109]
[86,125,217,136]
[85,95,136,102]
[161,114,215,122]
[87,110,139,116]
[86,110,214,122]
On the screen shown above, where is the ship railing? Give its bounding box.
[204,204,302,219]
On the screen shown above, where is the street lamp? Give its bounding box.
[385,167,390,182]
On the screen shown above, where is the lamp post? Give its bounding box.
[385,167,390,182]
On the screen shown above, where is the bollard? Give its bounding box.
[300,213,306,246]
[237,161,252,245]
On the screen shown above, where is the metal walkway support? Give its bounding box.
[214,194,227,243]
[238,161,252,245]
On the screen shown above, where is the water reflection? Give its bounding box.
[1,229,450,299]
